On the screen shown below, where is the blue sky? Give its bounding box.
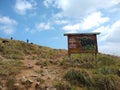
[0,0,120,56]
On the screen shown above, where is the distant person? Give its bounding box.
[27,39,29,43]
[10,37,13,40]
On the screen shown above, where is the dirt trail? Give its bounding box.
[17,59,39,77]
[16,57,64,90]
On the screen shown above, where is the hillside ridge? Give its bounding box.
[0,37,120,90]
[0,37,67,60]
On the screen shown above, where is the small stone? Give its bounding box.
[20,76,27,84]
[0,86,2,90]
[27,79,33,84]
[31,74,38,77]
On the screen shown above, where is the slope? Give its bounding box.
[0,37,120,90]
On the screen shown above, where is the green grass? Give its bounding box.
[6,76,16,90]
[93,74,120,90]
[36,77,45,84]
[0,59,24,76]
[64,69,93,87]
[0,37,120,90]
[62,54,120,90]
[0,38,66,60]
[54,81,71,90]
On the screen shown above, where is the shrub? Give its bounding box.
[35,60,50,66]
[36,77,45,84]
[6,76,16,90]
[80,62,95,69]
[98,67,111,75]
[99,56,116,66]
[35,70,44,74]
[94,66,120,76]
[0,60,23,76]
[54,82,71,90]
[64,69,93,87]
[93,75,120,90]
[102,66,119,75]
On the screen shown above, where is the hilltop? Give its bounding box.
[0,38,120,90]
[0,38,67,60]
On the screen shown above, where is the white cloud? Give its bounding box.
[36,22,51,31]
[94,20,120,42]
[44,0,120,17]
[51,37,59,40]
[105,20,120,43]
[14,0,37,15]
[52,13,64,19]
[25,22,53,33]
[62,23,80,33]
[0,15,17,34]
[93,20,120,56]
[81,12,110,30]
[55,20,69,24]
[99,43,120,56]
[93,26,110,41]
[25,27,35,33]
[62,11,110,33]
[43,0,54,8]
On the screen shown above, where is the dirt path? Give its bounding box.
[16,57,64,90]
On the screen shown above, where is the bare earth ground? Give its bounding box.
[15,56,66,90]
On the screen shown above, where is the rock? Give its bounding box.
[44,67,48,69]
[41,66,44,68]
[41,73,45,76]
[27,63,33,69]
[14,83,20,87]
[46,87,57,90]
[49,60,53,64]
[20,76,27,84]
[31,74,38,77]
[1,87,7,90]
[13,83,20,90]
[47,76,51,79]
[35,82,41,90]
[26,79,33,84]
[2,40,9,43]
[0,86,2,90]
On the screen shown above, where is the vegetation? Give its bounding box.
[35,60,50,67]
[6,76,16,90]
[0,37,120,90]
[0,38,66,60]
[62,54,120,90]
[64,69,93,88]
[36,77,45,84]
[0,59,24,76]
[93,74,120,90]
[54,81,71,90]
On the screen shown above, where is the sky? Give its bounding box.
[0,0,120,56]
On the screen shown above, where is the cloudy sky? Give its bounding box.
[0,0,120,56]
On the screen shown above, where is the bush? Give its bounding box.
[64,69,93,87]
[35,60,50,66]
[35,70,44,74]
[80,62,95,69]
[36,77,45,84]
[54,82,71,90]
[99,57,116,66]
[6,76,16,90]
[93,75,120,90]
[94,66,120,76]
[98,67,111,75]
[0,60,23,76]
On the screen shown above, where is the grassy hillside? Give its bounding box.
[0,38,67,60]
[0,37,120,90]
